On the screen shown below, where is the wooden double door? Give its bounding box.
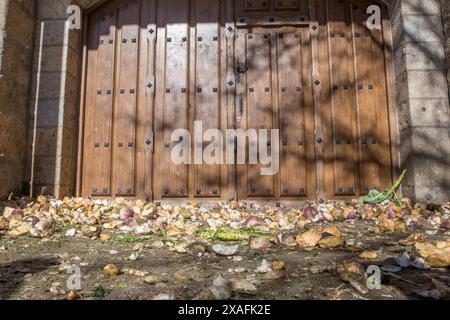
[79,0,397,202]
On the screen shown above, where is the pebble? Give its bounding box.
[65,228,76,237]
[395,255,411,268]
[411,258,431,270]
[144,274,165,285]
[212,244,238,256]
[381,265,402,273]
[255,259,271,274]
[104,264,120,277]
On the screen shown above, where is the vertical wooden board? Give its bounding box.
[222,0,234,200]
[277,32,307,197]
[309,0,326,202]
[161,0,190,197]
[235,31,246,199]
[351,5,380,193]
[246,32,274,197]
[82,12,100,196]
[136,0,156,200]
[369,8,393,190]
[300,26,317,200]
[326,0,357,196]
[113,0,140,197]
[90,10,117,196]
[193,0,222,197]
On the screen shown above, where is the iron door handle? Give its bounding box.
[236,63,247,84]
[239,93,244,115]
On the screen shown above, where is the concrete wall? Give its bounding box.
[391,0,450,204]
[0,0,35,200]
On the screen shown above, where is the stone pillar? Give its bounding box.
[26,0,80,198]
[0,0,35,200]
[390,0,450,204]
[441,0,450,95]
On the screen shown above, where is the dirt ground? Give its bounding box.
[1,218,449,300]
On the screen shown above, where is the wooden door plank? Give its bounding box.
[112,0,140,197]
[90,9,117,197]
[326,0,358,197]
[246,32,275,197]
[277,32,307,197]
[301,26,317,200]
[136,0,157,200]
[81,12,101,196]
[193,0,222,198]
[161,0,190,198]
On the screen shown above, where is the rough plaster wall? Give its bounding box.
[0,0,35,200]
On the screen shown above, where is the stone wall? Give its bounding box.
[25,0,82,198]
[391,0,450,204]
[442,0,450,94]
[0,0,35,200]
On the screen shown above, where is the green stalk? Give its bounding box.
[389,169,407,193]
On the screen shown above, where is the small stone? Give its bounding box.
[81,225,101,238]
[381,265,402,273]
[209,274,231,300]
[395,255,411,268]
[310,265,330,274]
[127,252,139,261]
[104,264,120,277]
[100,233,111,241]
[413,242,450,268]
[152,293,175,300]
[233,267,247,273]
[67,291,79,300]
[318,236,343,249]
[212,244,238,256]
[272,261,286,271]
[359,251,378,260]
[8,223,32,237]
[349,278,369,295]
[249,236,270,251]
[229,279,257,291]
[411,258,431,270]
[144,274,165,285]
[296,229,322,248]
[109,250,119,255]
[65,228,76,237]
[151,240,164,248]
[256,259,271,274]
[378,217,396,232]
[126,268,149,277]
